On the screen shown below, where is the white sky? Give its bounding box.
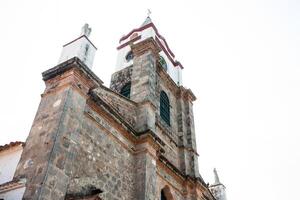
[0,0,299,199]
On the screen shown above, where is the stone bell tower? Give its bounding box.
[13,19,215,200]
[110,16,201,179]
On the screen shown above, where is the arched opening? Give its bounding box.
[160,186,174,200]
[125,51,134,62]
[120,82,131,98]
[161,190,167,200]
[160,91,170,126]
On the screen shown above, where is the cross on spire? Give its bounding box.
[213,168,221,184]
[141,10,153,27]
[81,23,92,37]
[147,9,151,17]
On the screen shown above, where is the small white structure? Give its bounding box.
[209,168,227,200]
[0,142,25,200]
[58,23,97,69]
[115,17,183,85]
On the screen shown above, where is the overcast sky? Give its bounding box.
[0,0,299,199]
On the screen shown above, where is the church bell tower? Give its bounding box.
[110,16,202,184]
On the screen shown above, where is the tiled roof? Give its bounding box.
[0,141,24,152]
[0,178,25,193]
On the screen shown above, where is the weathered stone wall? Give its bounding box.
[14,86,72,199]
[14,52,214,200]
[68,103,136,200]
[109,40,201,180]
[155,71,180,140]
[14,62,137,200]
[110,49,157,134]
[110,65,133,93]
[92,85,137,127]
[129,50,157,133]
[154,68,182,170]
[157,168,185,200]
[156,126,180,169]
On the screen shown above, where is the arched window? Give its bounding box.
[125,51,134,62]
[160,91,170,125]
[120,82,131,98]
[159,56,168,71]
[161,190,167,200]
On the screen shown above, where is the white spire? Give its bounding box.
[213,168,221,184]
[58,23,97,69]
[141,16,152,27]
[141,9,152,27]
[210,168,227,200]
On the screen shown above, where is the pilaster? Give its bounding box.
[130,38,161,133]
[134,134,160,200]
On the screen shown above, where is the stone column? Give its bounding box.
[177,88,200,178]
[130,38,161,133]
[185,98,200,178]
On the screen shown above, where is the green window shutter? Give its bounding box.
[120,82,131,98]
[160,91,170,126]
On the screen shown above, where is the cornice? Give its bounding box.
[42,57,103,86]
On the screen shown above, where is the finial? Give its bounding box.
[81,23,92,37]
[213,168,220,184]
[141,10,153,27]
[147,9,152,17]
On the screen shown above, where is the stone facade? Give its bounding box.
[12,24,217,200]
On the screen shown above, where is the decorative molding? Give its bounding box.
[0,178,26,194]
[119,22,175,57]
[117,35,141,50]
[42,57,103,85]
[131,37,161,61]
[63,35,97,49]
[155,36,183,69]
[0,141,24,153]
[118,22,184,69]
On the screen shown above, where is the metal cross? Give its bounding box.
[81,23,92,37]
[147,9,152,17]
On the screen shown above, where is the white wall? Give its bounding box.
[0,186,25,200]
[59,36,97,69]
[159,51,182,85]
[0,146,23,184]
[115,45,133,71]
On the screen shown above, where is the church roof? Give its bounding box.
[141,16,152,27]
[0,141,24,153]
[0,178,25,194]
